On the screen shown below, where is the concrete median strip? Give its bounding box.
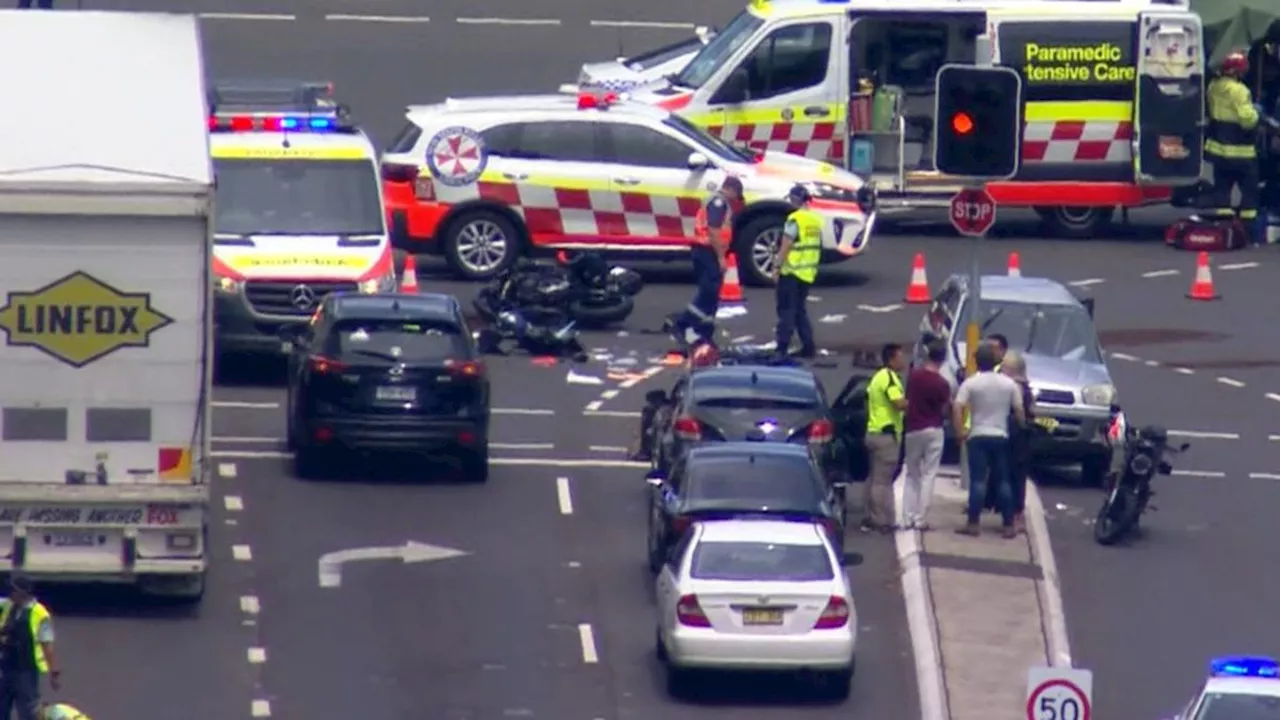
[894,472,1071,720]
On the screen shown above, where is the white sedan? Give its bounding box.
[654,519,857,699]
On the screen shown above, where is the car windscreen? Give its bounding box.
[692,373,821,410]
[663,114,754,164]
[684,454,825,511]
[214,159,384,235]
[1193,693,1280,720]
[327,318,467,362]
[960,301,1103,364]
[674,11,765,89]
[690,540,834,581]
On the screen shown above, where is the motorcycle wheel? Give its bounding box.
[569,296,634,327]
[1093,489,1131,546]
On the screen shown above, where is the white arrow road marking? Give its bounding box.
[319,541,468,588]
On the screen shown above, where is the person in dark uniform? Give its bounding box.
[666,177,743,346]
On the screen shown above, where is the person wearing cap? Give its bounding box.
[771,184,821,360]
[39,703,89,720]
[0,577,60,720]
[1205,50,1263,245]
[665,177,743,346]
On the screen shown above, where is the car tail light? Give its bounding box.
[458,430,476,445]
[445,359,485,378]
[808,419,834,445]
[314,427,334,443]
[308,356,347,375]
[670,515,692,536]
[381,163,419,183]
[814,596,850,629]
[676,594,711,628]
[674,416,701,441]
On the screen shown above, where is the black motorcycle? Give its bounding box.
[472,253,641,328]
[1093,424,1188,546]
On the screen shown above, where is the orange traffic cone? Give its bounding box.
[400,254,420,293]
[1187,251,1220,300]
[904,253,931,303]
[720,253,745,304]
[1007,251,1022,277]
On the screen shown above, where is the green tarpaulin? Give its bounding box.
[1200,0,1280,64]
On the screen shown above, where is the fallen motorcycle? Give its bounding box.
[1093,424,1187,546]
[473,253,642,328]
[475,309,587,361]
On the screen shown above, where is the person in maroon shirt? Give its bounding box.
[901,341,952,530]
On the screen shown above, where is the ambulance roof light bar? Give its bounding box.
[578,91,621,110]
[208,79,358,134]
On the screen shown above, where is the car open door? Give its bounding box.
[1133,10,1204,184]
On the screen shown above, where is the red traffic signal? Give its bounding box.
[951,112,975,135]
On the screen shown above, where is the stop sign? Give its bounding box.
[950,187,997,237]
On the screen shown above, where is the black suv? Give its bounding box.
[282,292,491,482]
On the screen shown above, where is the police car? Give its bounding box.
[209,81,396,356]
[1165,656,1280,719]
[381,91,875,286]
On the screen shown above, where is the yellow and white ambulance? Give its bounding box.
[566,0,1204,239]
[208,81,396,356]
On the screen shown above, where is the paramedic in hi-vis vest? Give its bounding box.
[39,704,90,720]
[0,577,61,720]
[772,184,821,360]
[665,176,743,346]
[1206,51,1264,245]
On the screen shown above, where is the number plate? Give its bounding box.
[1035,417,1060,432]
[376,386,416,402]
[49,532,97,548]
[741,608,784,625]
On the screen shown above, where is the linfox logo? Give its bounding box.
[0,271,174,368]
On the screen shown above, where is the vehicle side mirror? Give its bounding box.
[1081,297,1095,318]
[645,470,665,487]
[645,389,668,405]
[686,152,710,171]
[1178,442,1191,452]
[716,69,750,104]
[841,552,864,568]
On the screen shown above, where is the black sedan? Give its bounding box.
[648,364,840,480]
[282,292,491,482]
[645,442,846,573]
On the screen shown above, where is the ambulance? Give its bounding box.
[209,81,396,356]
[565,0,1204,239]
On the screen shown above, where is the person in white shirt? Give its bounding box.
[952,343,1025,538]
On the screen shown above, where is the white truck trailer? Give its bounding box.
[0,11,213,600]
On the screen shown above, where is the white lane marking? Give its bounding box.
[214,436,280,444]
[216,440,562,451]
[210,450,649,468]
[218,463,237,478]
[1068,278,1105,287]
[224,495,245,511]
[248,647,267,664]
[578,623,599,663]
[1219,261,1259,270]
[1172,470,1226,478]
[325,14,430,22]
[600,390,620,400]
[491,443,554,450]
[456,16,561,25]
[1173,367,1195,375]
[584,410,642,418]
[1217,377,1246,388]
[621,366,664,389]
[212,451,289,459]
[589,19,695,28]
[233,545,253,561]
[556,477,574,515]
[856,303,903,313]
[1144,360,1161,367]
[496,408,556,416]
[589,445,628,453]
[1266,393,1280,403]
[251,700,272,718]
[1250,473,1280,480]
[1271,435,1280,442]
[584,400,604,412]
[198,12,295,20]
[213,401,278,409]
[731,335,754,343]
[240,595,261,614]
[1167,430,1239,440]
[1109,353,1139,361]
[1142,269,1180,278]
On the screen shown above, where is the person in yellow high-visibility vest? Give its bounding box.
[1205,51,1263,244]
[0,577,62,720]
[40,703,90,720]
[772,184,821,360]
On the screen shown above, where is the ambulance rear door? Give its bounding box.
[1133,10,1204,184]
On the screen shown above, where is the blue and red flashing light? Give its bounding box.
[208,114,344,133]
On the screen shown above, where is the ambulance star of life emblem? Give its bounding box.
[426,126,488,187]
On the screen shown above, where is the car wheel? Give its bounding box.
[442,209,522,281]
[735,214,787,287]
[647,513,665,574]
[293,444,329,480]
[665,665,692,699]
[822,666,854,701]
[460,448,489,483]
[1035,206,1114,240]
[654,628,668,663]
[1081,455,1109,487]
[285,408,297,452]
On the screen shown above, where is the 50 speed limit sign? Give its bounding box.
[1026,667,1093,720]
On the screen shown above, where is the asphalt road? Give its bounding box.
[37,4,1280,719]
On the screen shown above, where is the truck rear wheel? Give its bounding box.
[1036,206,1114,239]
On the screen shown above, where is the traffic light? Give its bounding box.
[933,65,1022,179]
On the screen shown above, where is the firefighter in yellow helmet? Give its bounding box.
[39,703,89,720]
[1205,50,1264,245]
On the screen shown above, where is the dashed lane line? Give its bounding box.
[251,700,272,718]
[1217,377,1247,388]
[590,19,695,28]
[1171,469,1227,478]
[1166,430,1240,440]
[198,12,294,20]
[455,16,562,25]
[1173,367,1195,375]
[324,14,430,23]
[248,647,267,664]
[1250,473,1280,480]
[232,544,253,561]
[1142,269,1180,278]
[578,623,599,664]
[224,495,244,511]
[1067,278,1105,287]
[556,476,574,515]
[1219,261,1260,271]
[1266,393,1280,403]
[240,596,261,615]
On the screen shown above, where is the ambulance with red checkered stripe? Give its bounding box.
[382,92,876,286]
[566,0,1204,240]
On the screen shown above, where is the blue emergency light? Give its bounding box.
[207,80,353,134]
[1210,656,1280,679]
[208,113,345,133]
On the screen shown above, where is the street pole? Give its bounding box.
[959,183,987,491]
